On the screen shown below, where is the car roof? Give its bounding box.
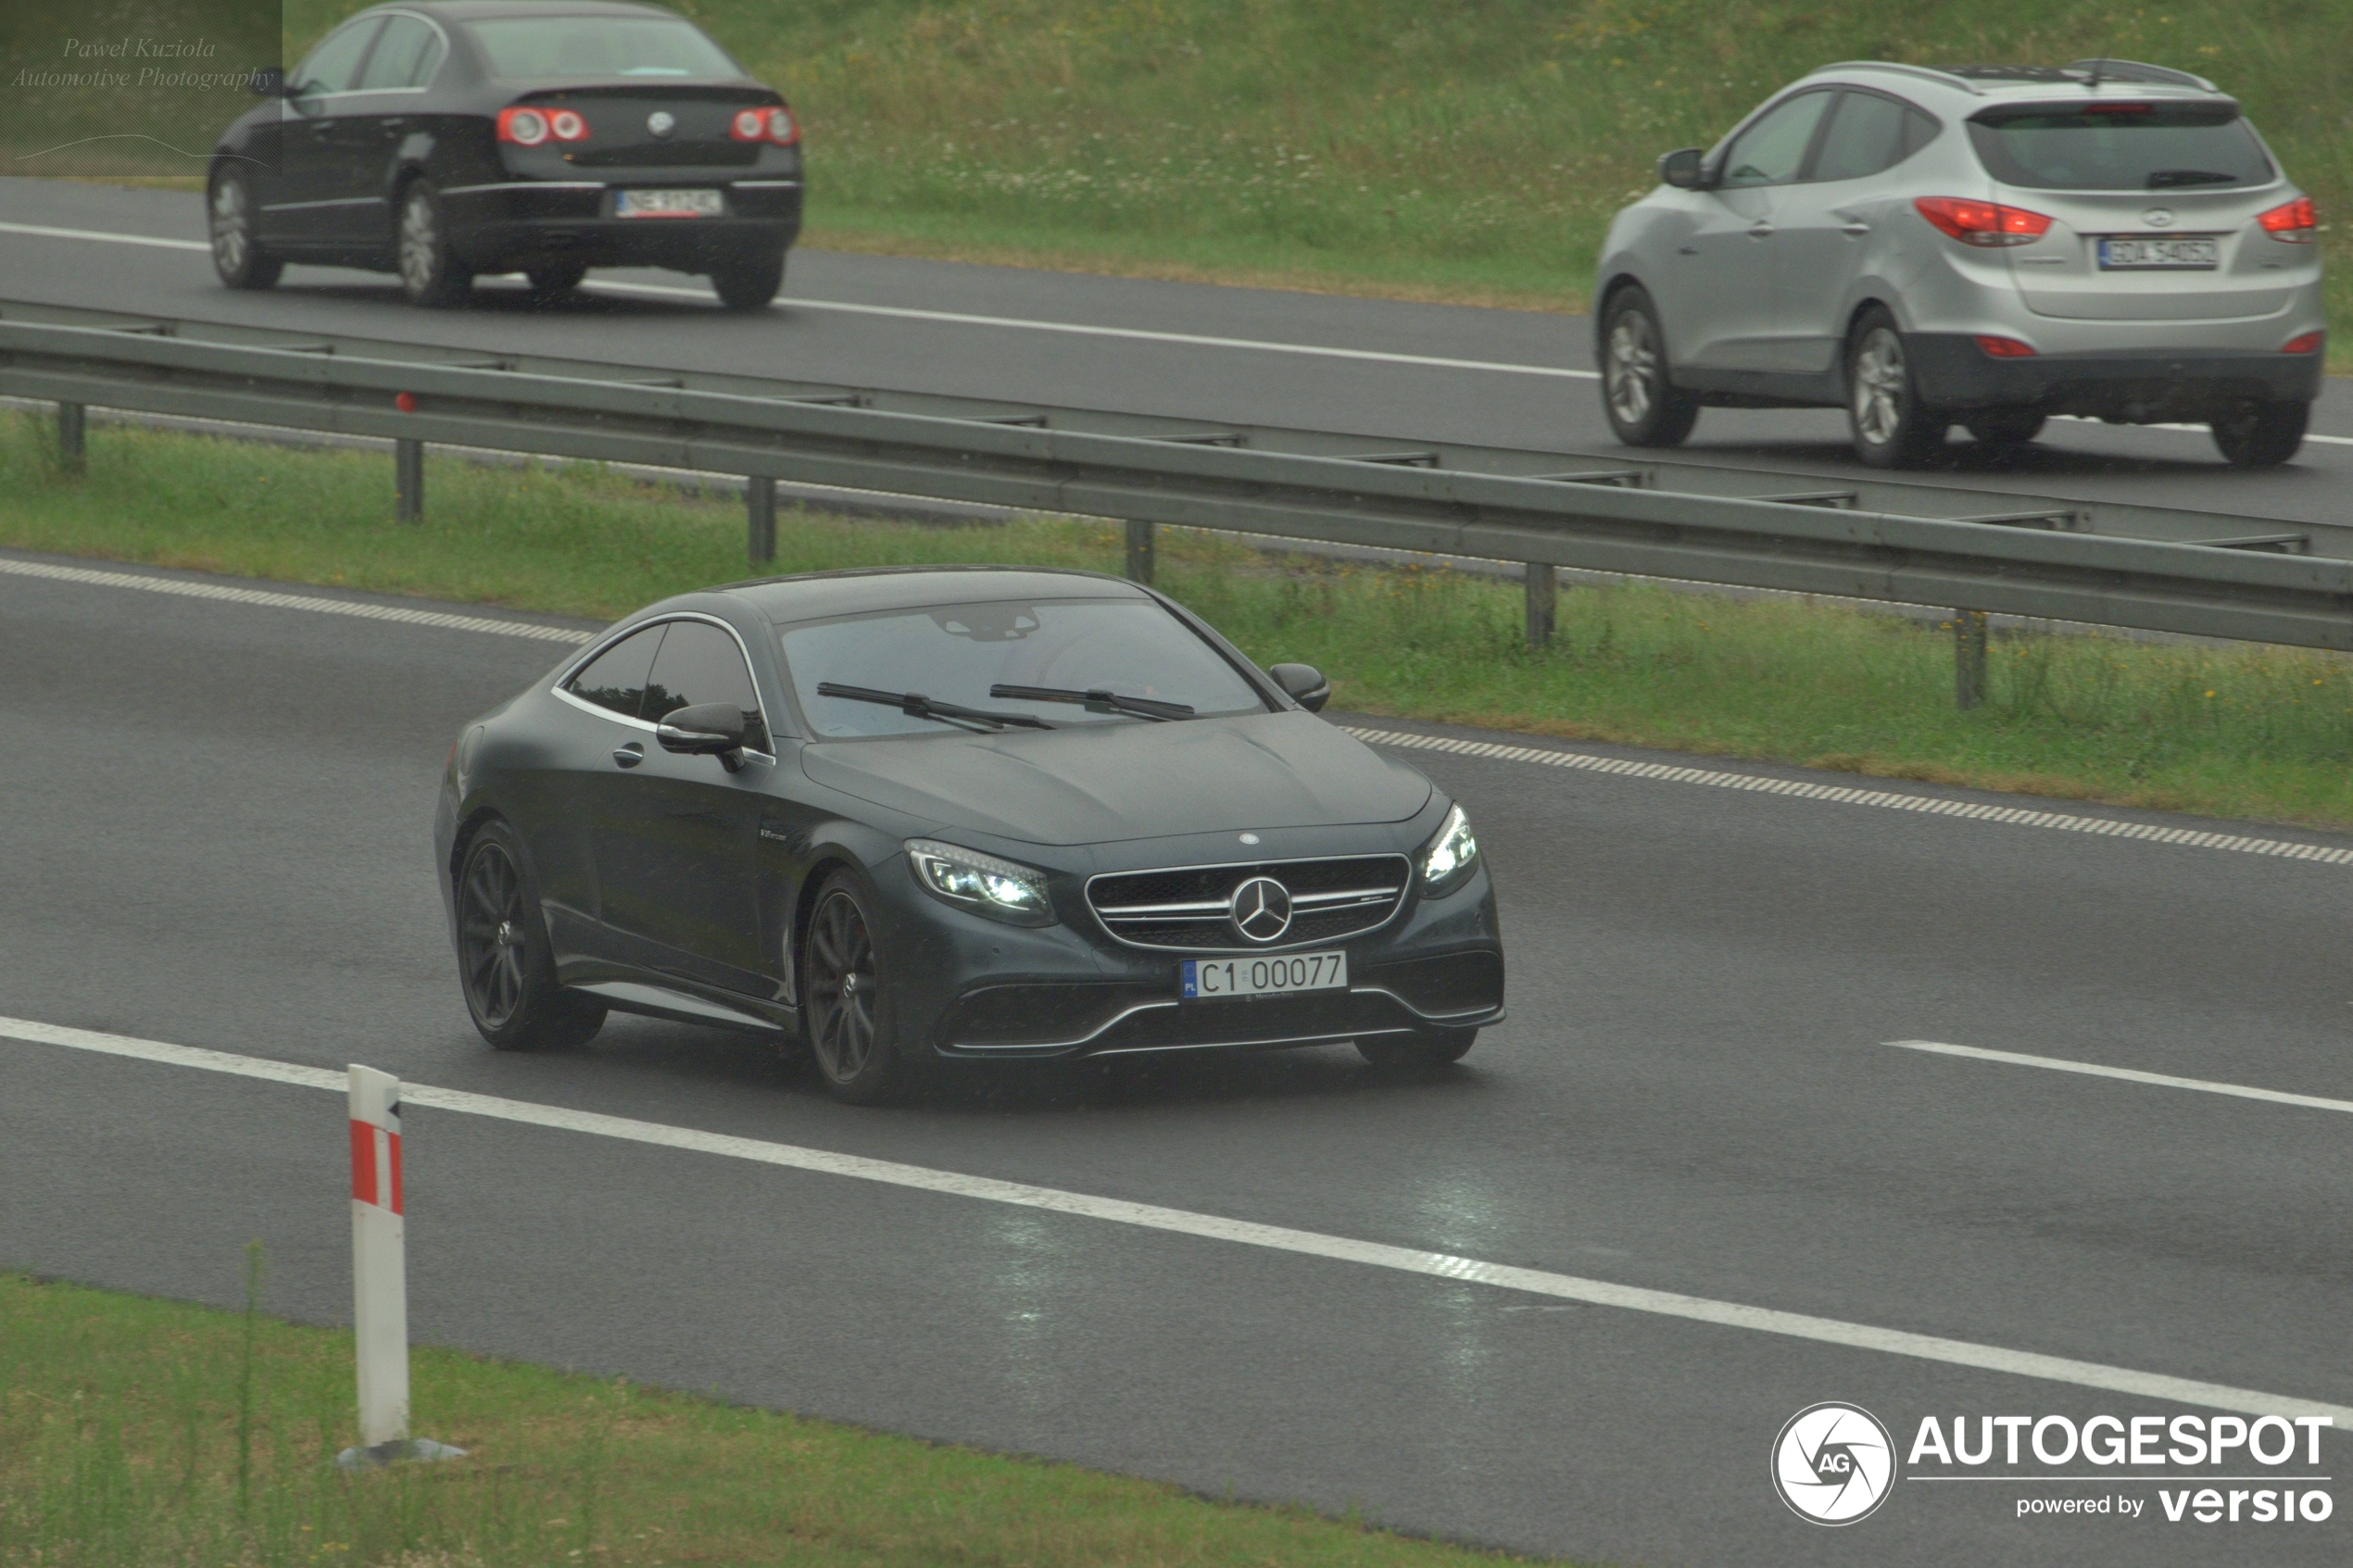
[716,566,1154,625]
[1796,58,2229,110]
[380,0,686,21]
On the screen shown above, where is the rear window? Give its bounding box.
[1967,104,2273,191]
[464,15,744,80]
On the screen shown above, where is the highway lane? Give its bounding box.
[5,552,2351,1566]
[2,175,2350,528]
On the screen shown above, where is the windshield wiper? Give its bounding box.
[988,684,1197,721]
[815,682,1054,731]
[2146,169,2238,187]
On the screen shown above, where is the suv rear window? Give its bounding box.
[464,16,743,80]
[1967,104,2272,191]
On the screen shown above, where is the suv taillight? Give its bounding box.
[1915,196,2053,247]
[729,106,799,145]
[2259,196,2317,243]
[497,106,588,145]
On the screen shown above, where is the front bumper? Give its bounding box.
[439,180,802,272]
[1907,336,2323,420]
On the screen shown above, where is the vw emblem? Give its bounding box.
[647,111,676,137]
[2142,207,2175,228]
[1228,876,1293,944]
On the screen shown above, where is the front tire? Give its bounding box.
[801,872,917,1104]
[455,822,605,1050]
[397,180,473,307]
[711,252,784,311]
[1846,308,1947,469]
[1599,286,1700,447]
[2210,400,2308,467]
[1356,1028,1478,1070]
[208,168,282,290]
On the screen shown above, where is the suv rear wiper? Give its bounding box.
[815,682,1054,731]
[988,684,1197,721]
[2146,169,2238,187]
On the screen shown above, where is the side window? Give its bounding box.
[1902,108,1942,159]
[355,16,443,90]
[291,19,384,94]
[1812,92,1912,182]
[1719,92,1834,188]
[644,621,770,752]
[564,624,666,720]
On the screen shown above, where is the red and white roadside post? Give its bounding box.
[348,1064,410,1449]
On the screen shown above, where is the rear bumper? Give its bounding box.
[438,180,801,271]
[1908,335,2323,420]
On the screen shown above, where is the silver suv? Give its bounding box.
[1593,61,2324,468]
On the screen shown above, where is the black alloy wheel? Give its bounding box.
[1964,410,2046,448]
[208,168,282,290]
[1846,306,1948,469]
[456,822,605,1050]
[802,872,910,1103]
[397,180,473,307]
[2210,400,2309,468]
[1599,286,1700,447]
[711,253,785,311]
[1357,1028,1478,1070]
[526,264,587,302]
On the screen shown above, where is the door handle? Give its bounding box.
[612,743,644,768]
[1746,222,1774,239]
[1677,245,1698,256]
[382,117,405,135]
[1842,221,1870,236]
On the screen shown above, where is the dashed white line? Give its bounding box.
[1885,1038,2353,1116]
[1344,726,2353,868]
[6,1011,2349,1427]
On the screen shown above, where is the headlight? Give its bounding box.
[904,839,1057,926]
[1418,804,1479,897]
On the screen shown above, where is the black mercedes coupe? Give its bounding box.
[433,568,1505,1102]
[208,0,801,308]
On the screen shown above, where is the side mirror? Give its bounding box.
[657,701,748,769]
[1657,147,1706,190]
[1268,662,1330,713]
[247,66,285,97]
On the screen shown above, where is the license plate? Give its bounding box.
[2097,236,2219,270]
[614,188,724,219]
[1181,951,1348,1000]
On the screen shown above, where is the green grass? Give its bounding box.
[0,1270,1551,1567]
[9,410,2353,827]
[277,0,2353,330]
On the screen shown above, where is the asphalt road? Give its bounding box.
[6,553,2353,1567]
[1,175,2350,528]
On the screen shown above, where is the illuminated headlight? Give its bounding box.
[904,839,1057,926]
[1418,804,1480,896]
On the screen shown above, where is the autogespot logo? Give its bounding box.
[1773,1403,1898,1524]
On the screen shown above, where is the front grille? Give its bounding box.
[1086,854,1410,952]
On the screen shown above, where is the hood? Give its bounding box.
[799,711,1432,847]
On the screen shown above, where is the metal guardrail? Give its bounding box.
[4,301,2349,708]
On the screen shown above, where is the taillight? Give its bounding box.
[548,108,588,143]
[1915,196,2054,247]
[1975,336,2037,358]
[730,106,799,145]
[2259,196,2317,243]
[2282,332,2323,355]
[497,106,549,145]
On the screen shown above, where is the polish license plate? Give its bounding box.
[615,188,724,219]
[1181,951,1347,999]
[2097,236,2219,270]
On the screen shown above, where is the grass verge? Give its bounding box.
[0,1270,1544,1567]
[8,410,2353,829]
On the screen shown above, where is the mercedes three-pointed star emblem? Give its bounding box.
[1229,876,1293,944]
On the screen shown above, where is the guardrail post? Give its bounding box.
[1125,520,1156,585]
[57,401,86,472]
[747,475,776,565]
[393,439,424,522]
[1524,562,1556,647]
[1954,609,1989,710]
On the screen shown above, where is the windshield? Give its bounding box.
[464,16,744,80]
[1967,105,2272,191]
[781,597,1268,737]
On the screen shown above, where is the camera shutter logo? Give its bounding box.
[1772,1403,1897,1524]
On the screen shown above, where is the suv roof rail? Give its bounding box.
[1811,60,1985,94]
[2064,57,2217,90]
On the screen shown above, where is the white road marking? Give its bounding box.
[1347,726,2353,868]
[0,556,594,643]
[6,1011,2351,1427]
[1885,1037,2353,1116]
[0,220,1593,380]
